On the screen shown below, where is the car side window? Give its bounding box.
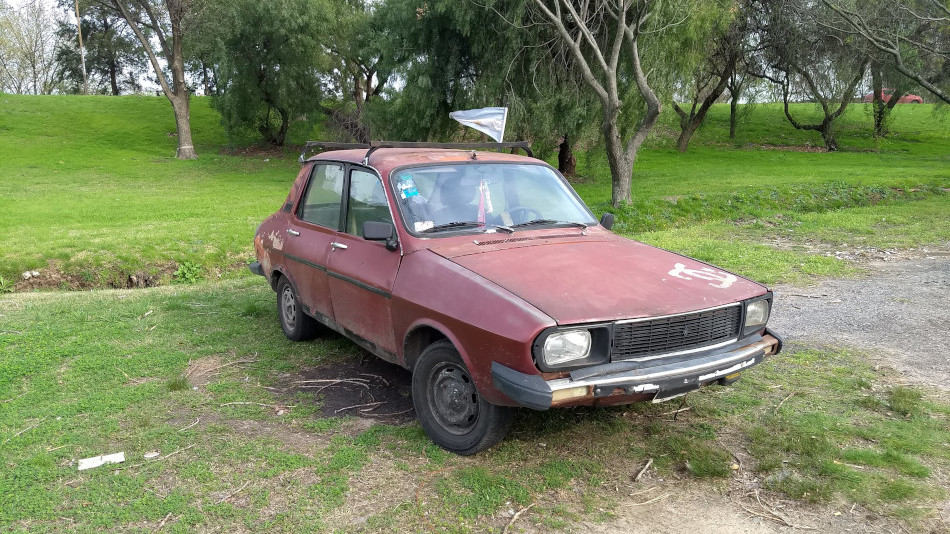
[298,163,344,228]
[346,169,393,237]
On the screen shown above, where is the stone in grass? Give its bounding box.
[21,271,40,280]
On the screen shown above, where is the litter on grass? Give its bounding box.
[77,452,125,471]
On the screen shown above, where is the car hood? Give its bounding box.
[429,234,767,325]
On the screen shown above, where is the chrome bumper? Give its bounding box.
[492,331,782,410]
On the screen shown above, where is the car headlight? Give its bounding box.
[542,330,592,366]
[744,299,770,333]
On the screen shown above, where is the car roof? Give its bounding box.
[307,148,541,173]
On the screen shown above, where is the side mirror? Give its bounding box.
[363,221,398,251]
[600,212,615,231]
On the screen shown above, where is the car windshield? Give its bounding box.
[390,163,596,235]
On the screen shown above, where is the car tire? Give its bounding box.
[412,340,513,455]
[276,276,320,341]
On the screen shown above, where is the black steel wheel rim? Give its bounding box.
[427,361,479,435]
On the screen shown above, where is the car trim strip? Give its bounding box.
[614,302,741,324]
[284,252,327,272]
[284,252,392,299]
[327,271,392,299]
[616,337,739,363]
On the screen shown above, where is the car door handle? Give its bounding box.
[287,229,300,236]
[330,242,348,250]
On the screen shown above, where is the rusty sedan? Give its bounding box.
[250,142,782,455]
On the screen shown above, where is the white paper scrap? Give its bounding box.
[78,452,125,471]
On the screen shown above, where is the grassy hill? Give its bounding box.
[0,94,947,289]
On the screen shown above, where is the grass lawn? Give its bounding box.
[2,280,948,531]
[1,94,949,531]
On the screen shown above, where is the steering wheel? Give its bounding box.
[508,206,543,224]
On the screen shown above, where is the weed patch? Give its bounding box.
[173,261,204,284]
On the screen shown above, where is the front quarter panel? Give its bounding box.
[392,250,555,405]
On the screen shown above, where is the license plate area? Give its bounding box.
[650,354,763,403]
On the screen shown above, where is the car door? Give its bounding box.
[326,166,401,357]
[283,162,345,322]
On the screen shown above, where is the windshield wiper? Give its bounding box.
[508,219,588,230]
[421,221,486,234]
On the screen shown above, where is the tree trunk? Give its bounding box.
[108,59,119,95]
[676,122,700,152]
[170,95,197,158]
[275,108,290,146]
[202,63,211,96]
[820,123,838,151]
[872,65,887,137]
[603,116,633,207]
[729,92,739,139]
[167,2,196,159]
[558,133,577,177]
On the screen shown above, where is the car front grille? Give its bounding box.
[611,305,741,360]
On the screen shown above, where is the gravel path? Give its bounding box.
[769,251,950,390]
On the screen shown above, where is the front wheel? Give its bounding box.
[412,340,512,455]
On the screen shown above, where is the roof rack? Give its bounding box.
[298,141,534,164]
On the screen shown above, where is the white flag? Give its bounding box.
[449,107,508,143]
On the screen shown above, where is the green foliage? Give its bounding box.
[0,275,12,293]
[53,3,145,95]
[209,0,331,145]
[173,261,203,284]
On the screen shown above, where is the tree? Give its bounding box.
[0,0,61,95]
[524,0,665,207]
[55,2,145,95]
[671,11,746,152]
[867,57,916,136]
[754,0,869,151]
[322,0,388,143]
[101,0,198,159]
[726,67,759,139]
[371,0,598,169]
[819,0,950,105]
[209,0,330,146]
[520,0,723,206]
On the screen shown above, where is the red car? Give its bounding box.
[862,89,923,104]
[250,142,782,454]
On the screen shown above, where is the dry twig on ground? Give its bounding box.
[151,512,173,533]
[215,481,251,505]
[775,392,797,413]
[634,458,653,482]
[177,418,199,432]
[631,493,671,506]
[335,401,385,414]
[3,417,46,444]
[503,503,536,534]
